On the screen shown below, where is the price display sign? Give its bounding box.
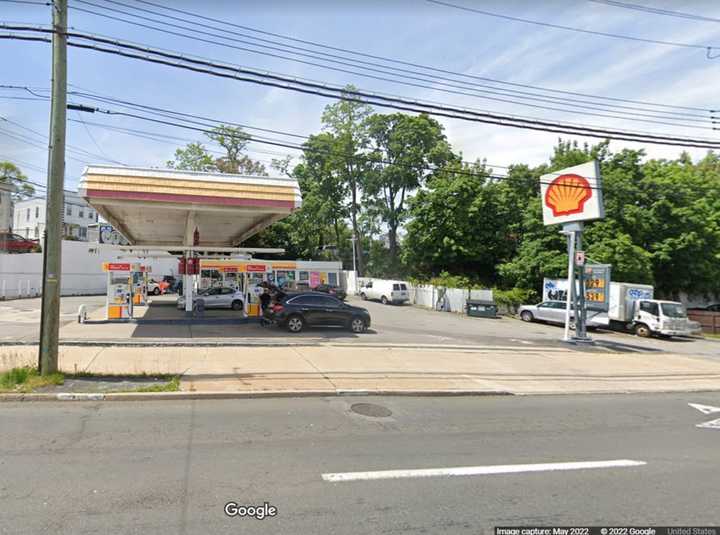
[584,264,611,311]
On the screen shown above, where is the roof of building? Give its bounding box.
[79,165,302,248]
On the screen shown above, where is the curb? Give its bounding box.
[0,389,514,402]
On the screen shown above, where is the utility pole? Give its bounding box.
[38,0,67,375]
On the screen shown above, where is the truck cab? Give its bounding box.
[633,300,700,337]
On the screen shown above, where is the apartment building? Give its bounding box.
[13,190,98,240]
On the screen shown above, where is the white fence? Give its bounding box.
[0,241,178,300]
[341,272,493,314]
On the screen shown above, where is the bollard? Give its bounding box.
[78,304,87,323]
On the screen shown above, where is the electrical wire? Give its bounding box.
[129,0,713,113]
[427,0,720,58]
[3,27,720,150]
[64,0,716,126]
[1,113,127,164]
[588,0,720,24]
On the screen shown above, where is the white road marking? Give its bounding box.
[696,418,720,430]
[321,459,646,482]
[688,403,720,415]
[688,403,720,430]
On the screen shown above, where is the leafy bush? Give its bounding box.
[493,287,538,314]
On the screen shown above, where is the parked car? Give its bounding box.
[176,286,244,310]
[147,279,166,296]
[264,291,371,333]
[359,280,410,305]
[314,283,347,301]
[0,232,39,254]
[518,300,605,329]
[281,280,311,292]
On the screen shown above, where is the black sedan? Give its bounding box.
[314,283,347,301]
[265,292,370,333]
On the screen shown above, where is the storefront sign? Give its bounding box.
[246,264,268,273]
[103,262,131,272]
[271,262,297,270]
[222,266,238,273]
[540,161,604,226]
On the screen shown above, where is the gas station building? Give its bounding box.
[79,165,341,320]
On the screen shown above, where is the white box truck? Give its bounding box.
[606,282,699,337]
[542,279,700,338]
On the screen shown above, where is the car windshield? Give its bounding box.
[661,303,686,318]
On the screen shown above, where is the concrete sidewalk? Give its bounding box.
[3,343,720,395]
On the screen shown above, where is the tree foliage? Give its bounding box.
[0,161,35,199]
[364,113,454,274]
[166,125,267,176]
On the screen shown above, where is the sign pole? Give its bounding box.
[575,231,589,341]
[563,227,576,342]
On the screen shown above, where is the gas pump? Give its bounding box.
[132,266,151,306]
[244,263,269,317]
[103,262,133,320]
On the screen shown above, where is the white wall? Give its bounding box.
[0,241,178,299]
[342,273,493,313]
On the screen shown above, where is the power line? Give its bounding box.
[4,27,720,149]
[588,0,720,24]
[64,0,717,126]
[0,0,50,5]
[427,0,720,59]
[0,113,127,164]
[129,0,712,113]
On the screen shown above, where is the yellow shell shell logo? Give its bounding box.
[544,173,592,217]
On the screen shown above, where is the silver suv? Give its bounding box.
[176,287,244,311]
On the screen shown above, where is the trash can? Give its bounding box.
[465,299,498,318]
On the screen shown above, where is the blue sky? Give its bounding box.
[2,0,720,193]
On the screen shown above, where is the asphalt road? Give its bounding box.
[1,393,719,534]
[0,295,106,342]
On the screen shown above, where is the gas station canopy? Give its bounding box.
[79,166,302,248]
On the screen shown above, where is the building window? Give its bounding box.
[35,206,39,218]
[88,210,93,219]
[95,213,99,222]
[79,209,84,218]
[299,271,309,281]
[34,227,39,238]
[26,208,30,221]
[79,227,87,240]
[66,205,71,216]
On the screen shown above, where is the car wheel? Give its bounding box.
[520,311,534,322]
[349,316,367,333]
[381,295,389,305]
[231,300,243,311]
[152,287,161,295]
[635,323,651,338]
[360,293,367,300]
[286,314,304,333]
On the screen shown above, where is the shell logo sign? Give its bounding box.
[540,161,604,225]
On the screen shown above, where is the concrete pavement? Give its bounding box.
[1,393,719,534]
[4,342,720,395]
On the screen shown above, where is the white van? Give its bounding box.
[359,280,410,305]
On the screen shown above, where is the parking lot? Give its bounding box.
[1,293,719,358]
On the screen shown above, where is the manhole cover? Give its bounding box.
[350,403,392,418]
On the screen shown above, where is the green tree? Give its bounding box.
[166,142,216,172]
[320,86,373,275]
[364,113,454,274]
[403,160,517,282]
[208,125,267,176]
[0,161,35,199]
[166,125,267,176]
